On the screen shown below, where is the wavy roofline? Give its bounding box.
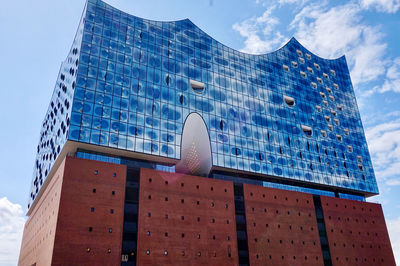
[99,0,345,61]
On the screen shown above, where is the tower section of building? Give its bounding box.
[29,0,378,212]
[19,0,395,265]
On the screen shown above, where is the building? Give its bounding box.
[18,0,395,265]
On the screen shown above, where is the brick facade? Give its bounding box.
[19,159,396,265]
[137,168,238,266]
[321,196,395,266]
[19,157,126,266]
[243,184,323,265]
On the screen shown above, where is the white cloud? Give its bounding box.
[365,120,400,183]
[387,216,400,264]
[380,57,400,93]
[289,2,387,86]
[278,0,307,5]
[232,5,286,54]
[386,179,400,186]
[360,0,400,13]
[234,2,389,88]
[256,0,309,7]
[0,197,25,266]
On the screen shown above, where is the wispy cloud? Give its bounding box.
[380,57,400,93]
[289,2,388,86]
[234,1,394,90]
[0,197,25,266]
[360,0,400,13]
[387,215,400,263]
[232,5,286,54]
[365,120,400,185]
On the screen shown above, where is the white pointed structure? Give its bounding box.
[176,113,212,176]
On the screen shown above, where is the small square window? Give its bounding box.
[296,49,303,56]
[347,145,353,152]
[112,191,115,195]
[113,173,116,177]
[311,82,317,89]
[283,64,289,72]
[93,188,96,193]
[110,209,114,214]
[91,207,95,212]
[334,118,340,125]
[89,227,93,232]
[109,228,112,233]
[94,170,98,175]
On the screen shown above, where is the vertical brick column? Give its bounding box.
[243,184,323,265]
[137,168,238,265]
[18,158,66,266]
[321,196,396,265]
[51,157,126,265]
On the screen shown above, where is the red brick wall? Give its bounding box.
[50,156,126,265]
[137,168,238,266]
[18,158,66,266]
[321,196,396,266]
[243,184,323,266]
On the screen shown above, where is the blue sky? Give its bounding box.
[0,0,399,264]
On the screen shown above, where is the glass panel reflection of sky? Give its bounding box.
[28,0,378,209]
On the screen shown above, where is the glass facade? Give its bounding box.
[29,0,378,209]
